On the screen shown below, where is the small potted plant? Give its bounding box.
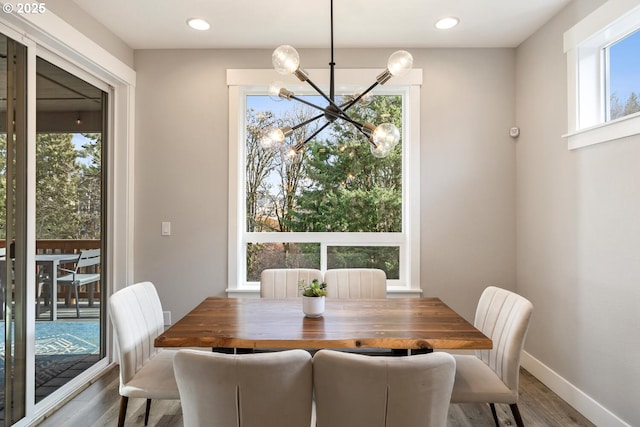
[299,279,327,317]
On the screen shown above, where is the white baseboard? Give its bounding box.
[521,351,632,427]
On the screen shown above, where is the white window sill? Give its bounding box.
[564,112,640,150]
[226,286,423,299]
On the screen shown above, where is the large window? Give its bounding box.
[564,1,640,149]
[228,69,421,294]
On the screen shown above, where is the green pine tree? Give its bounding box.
[77,133,102,239]
[290,95,403,233]
[36,133,81,238]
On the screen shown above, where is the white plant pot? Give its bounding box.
[302,296,325,318]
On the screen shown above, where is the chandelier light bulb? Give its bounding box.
[259,127,286,150]
[355,91,373,106]
[370,142,392,158]
[268,81,285,101]
[280,144,301,164]
[269,127,287,143]
[259,133,276,150]
[387,50,413,77]
[272,45,300,75]
[372,123,400,149]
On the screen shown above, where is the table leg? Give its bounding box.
[407,348,433,355]
[51,261,58,321]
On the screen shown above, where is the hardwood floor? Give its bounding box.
[36,366,595,427]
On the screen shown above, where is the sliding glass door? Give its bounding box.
[1,31,28,425]
[33,57,107,406]
[0,29,108,425]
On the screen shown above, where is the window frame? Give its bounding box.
[227,68,422,296]
[564,0,640,150]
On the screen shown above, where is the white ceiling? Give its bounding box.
[70,0,571,50]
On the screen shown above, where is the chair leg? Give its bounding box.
[74,285,80,318]
[144,399,152,426]
[489,403,500,427]
[89,283,94,307]
[36,283,41,318]
[510,403,525,427]
[117,396,128,427]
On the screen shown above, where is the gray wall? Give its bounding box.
[133,47,517,322]
[46,0,134,68]
[516,0,640,425]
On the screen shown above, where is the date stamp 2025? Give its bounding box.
[2,2,47,14]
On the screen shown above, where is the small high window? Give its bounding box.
[607,29,640,121]
[564,1,640,149]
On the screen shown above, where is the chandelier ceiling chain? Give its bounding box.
[260,0,414,159]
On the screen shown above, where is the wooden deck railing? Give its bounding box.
[1,239,100,253]
[35,239,101,254]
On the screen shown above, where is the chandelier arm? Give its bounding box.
[319,107,367,132]
[290,112,325,131]
[342,80,381,111]
[288,95,327,113]
[295,121,332,151]
[303,77,352,121]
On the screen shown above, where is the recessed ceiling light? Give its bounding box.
[187,18,210,31]
[435,17,459,30]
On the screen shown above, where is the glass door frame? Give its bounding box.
[1,8,136,426]
[28,45,114,413]
[32,49,111,408]
[1,24,37,426]
[0,21,113,426]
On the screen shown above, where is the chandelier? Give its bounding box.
[259,0,413,159]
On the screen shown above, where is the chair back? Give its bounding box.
[324,268,387,298]
[260,268,323,298]
[313,350,456,427]
[474,286,533,393]
[109,281,165,388]
[174,349,313,427]
[75,248,101,270]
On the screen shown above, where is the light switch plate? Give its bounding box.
[161,221,171,236]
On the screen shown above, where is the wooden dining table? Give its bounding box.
[154,297,492,352]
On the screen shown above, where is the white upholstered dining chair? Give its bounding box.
[323,268,387,298]
[174,348,313,427]
[260,268,323,298]
[109,281,180,427]
[450,286,533,427]
[313,349,456,427]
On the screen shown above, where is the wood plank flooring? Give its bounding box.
[35,366,596,427]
